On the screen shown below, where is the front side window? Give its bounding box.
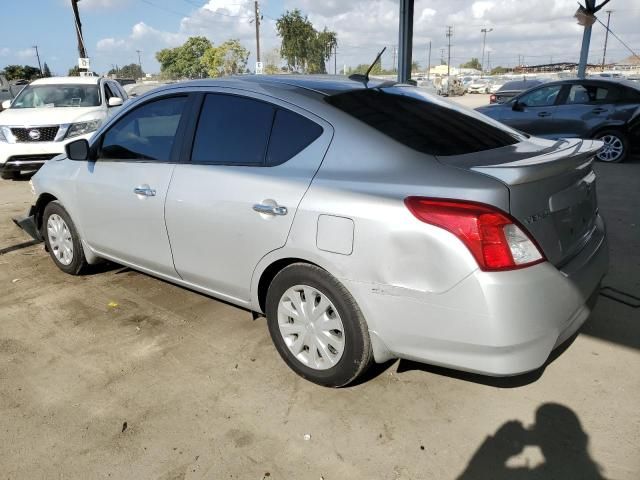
[99,96,187,161]
[565,84,611,104]
[11,84,101,108]
[191,94,275,165]
[519,85,562,107]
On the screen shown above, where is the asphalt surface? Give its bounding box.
[1,99,639,479]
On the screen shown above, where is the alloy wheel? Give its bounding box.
[597,134,624,162]
[47,214,74,266]
[277,285,345,370]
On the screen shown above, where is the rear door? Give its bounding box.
[75,94,190,275]
[500,84,562,136]
[164,91,332,302]
[552,82,617,137]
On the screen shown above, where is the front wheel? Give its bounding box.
[265,263,373,387]
[595,130,628,163]
[42,201,88,275]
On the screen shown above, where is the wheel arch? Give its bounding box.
[256,257,322,314]
[34,193,58,232]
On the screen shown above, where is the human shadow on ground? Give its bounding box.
[457,403,606,480]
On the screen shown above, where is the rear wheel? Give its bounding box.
[265,263,372,387]
[595,130,628,163]
[42,201,88,275]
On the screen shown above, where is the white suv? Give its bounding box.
[0,76,126,179]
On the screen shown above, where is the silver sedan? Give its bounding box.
[19,76,608,386]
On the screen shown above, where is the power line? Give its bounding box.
[596,15,638,59]
[446,26,453,94]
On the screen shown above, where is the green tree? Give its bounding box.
[263,48,282,74]
[411,61,420,72]
[490,66,509,75]
[3,65,40,81]
[460,58,482,70]
[156,36,212,79]
[276,9,337,74]
[68,65,81,76]
[108,63,144,79]
[201,39,249,77]
[42,62,52,77]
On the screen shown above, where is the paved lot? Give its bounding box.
[1,148,639,478]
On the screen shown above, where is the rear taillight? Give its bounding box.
[489,94,497,103]
[404,197,545,271]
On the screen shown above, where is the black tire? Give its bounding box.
[265,263,373,387]
[42,201,88,275]
[594,129,629,163]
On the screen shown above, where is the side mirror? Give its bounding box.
[512,100,524,112]
[65,139,90,161]
[1,99,11,109]
[108,97,123,107]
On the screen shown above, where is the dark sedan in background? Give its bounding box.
[477,78,640,162]
[489,79,545,104]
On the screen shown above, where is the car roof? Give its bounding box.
[30,76,102,85]
[153,75,396,97]
[527,77,640,91]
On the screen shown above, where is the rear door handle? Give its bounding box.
[538,111,552,117]
[253,203,288,216]
[134,186,156,197]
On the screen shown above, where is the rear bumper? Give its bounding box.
[346,215,608,375]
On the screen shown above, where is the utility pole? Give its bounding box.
[70,0,88,72]
[446,26,453,95]
[334,45,337,75]
[601,10,612,71]
[136,49,143,78]
[254,1,261,64]
[480,28,493,76]
[576,0,610,78]
[487,51,491,73]
[32,45,42,75]
[427,40,431,80]
[392,45,397,72]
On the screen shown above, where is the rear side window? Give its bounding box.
[565,84,612,104]
[619,86,640,102]
[99,96,186,161]
[192,94,274,165]
[326,88,519,156]
[266,109,323,166]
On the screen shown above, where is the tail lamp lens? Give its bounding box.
[404,197,544,271]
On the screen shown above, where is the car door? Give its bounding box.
[74,94,191,276]
[501,84,563,137]
[551,82,616,138]
[164,91,332,303]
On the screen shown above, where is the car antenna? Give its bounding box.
[348,47,387,87]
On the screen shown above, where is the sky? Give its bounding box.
[1,0,639,76]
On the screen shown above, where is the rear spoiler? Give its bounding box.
[471,139,602,185]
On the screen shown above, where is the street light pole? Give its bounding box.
[480,28,493,77]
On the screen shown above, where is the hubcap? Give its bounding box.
[597,134,624,162]
[47,214,74,266]
[277,285,345,370]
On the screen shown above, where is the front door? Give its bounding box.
[165,91,332,303]
[502,84,563,137]
[552,83,616,138]
[75,94,190,276]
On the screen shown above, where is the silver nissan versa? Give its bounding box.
[16,75,608,387]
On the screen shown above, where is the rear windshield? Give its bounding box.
[498,80,542,92]
[325,87,522,156]
[11,84,100,108]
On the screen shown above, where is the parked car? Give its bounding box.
[125,81,170,98]
[489,79,545,104]
[467,78,492,94]
[0,76,127,179]
[436,76,465,96]
[489,79,506,94]
[0,75,23,112]
[17,76,607,387]
[477,78,640,162]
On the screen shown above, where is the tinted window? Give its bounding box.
[11,84,100,108]
[519,85,562,107]
[565,84,611,104]
[192,94,274,165]
[326,88,520,156]
[266,109,323,166]
[620,86,640,102]
[100,96,186,161]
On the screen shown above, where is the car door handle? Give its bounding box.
[591,107,607,113]
[538,111,552,117]
[253,203,288,216]
[133,186,156,197]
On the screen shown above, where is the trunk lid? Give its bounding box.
[438,137,603,266]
